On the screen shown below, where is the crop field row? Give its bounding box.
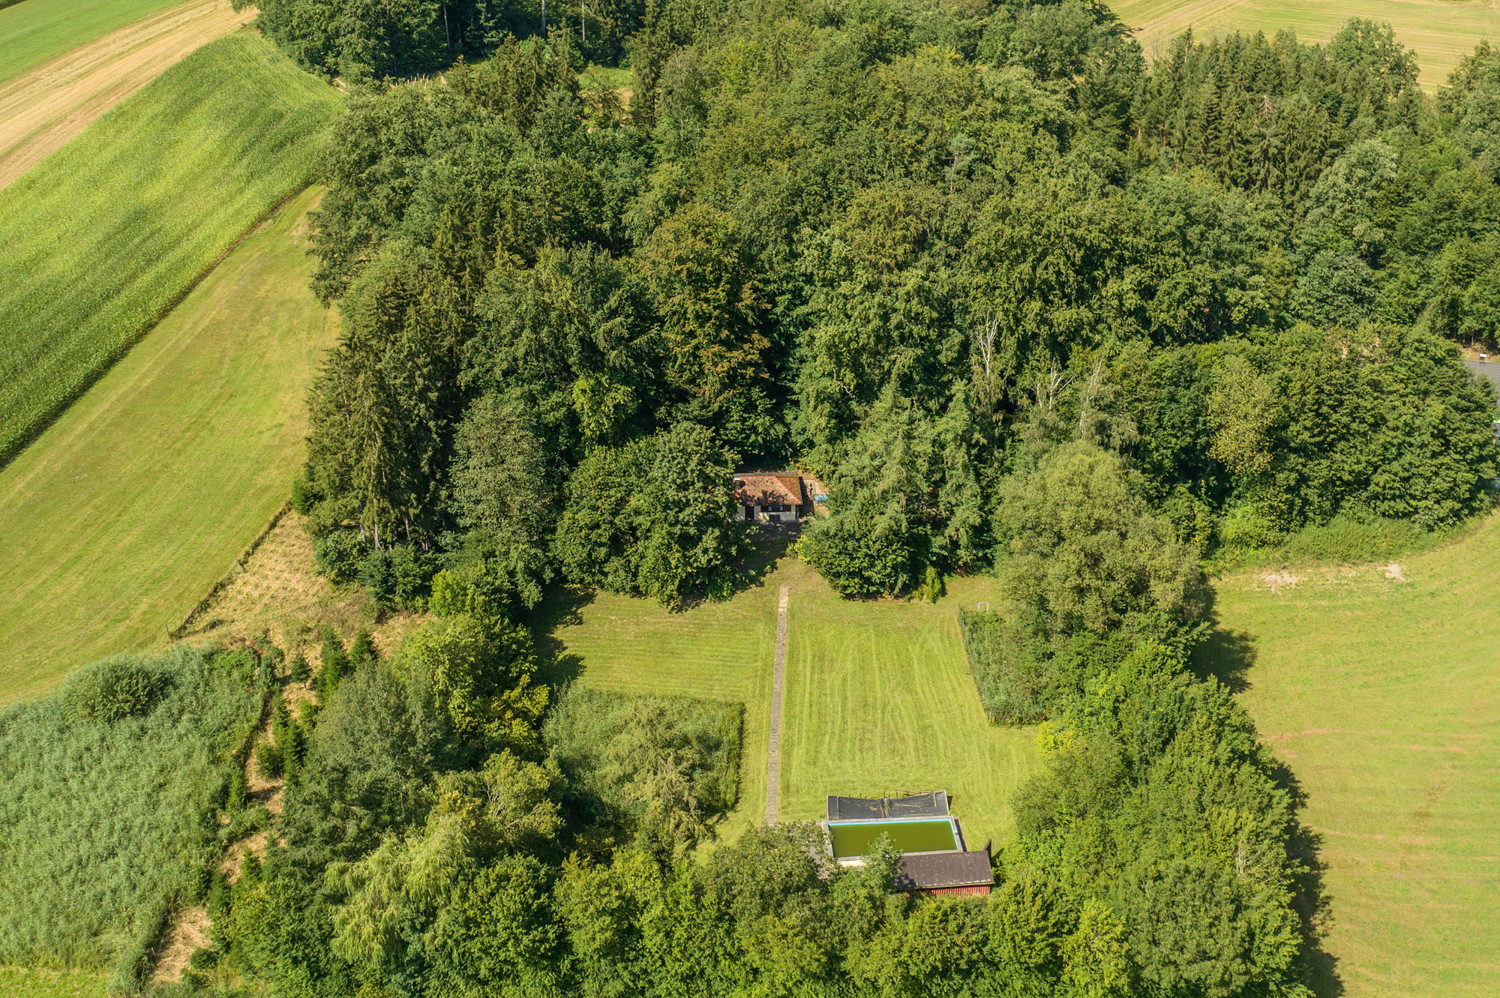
[1210,514,1500,996]
[543,555,1038,848]
[0,31,341,469]
[1111,0,1500,88]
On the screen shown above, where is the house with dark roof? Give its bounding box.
[734,473,806,524]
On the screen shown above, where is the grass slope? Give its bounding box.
[0,187,337,704]
[0,0,189,83]
[1111,0,1500,88]
[542,553,1040,848]
[1208,514,1500,996]
[0,31,340,468]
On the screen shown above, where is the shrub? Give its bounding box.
[255,740,285,780]
[61,657,171,722]
[313,529,367,584]
[290,652,311,682]
[359,544,440,610]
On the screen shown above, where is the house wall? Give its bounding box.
[924,885,992,897]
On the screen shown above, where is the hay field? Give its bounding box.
[542,552,1040,848]
[1111,0,1500,87]
[0,0,194,83]
[0,0,254,186]
[0,187,336,704]
[1208,514,1500,996]
[0,31,340,469]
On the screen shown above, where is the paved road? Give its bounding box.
[766,585,789,825]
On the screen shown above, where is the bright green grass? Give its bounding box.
[0,0,184,83]
[542,556,1041,848]
[828,818,960,858]
[0,31,341,468]
[1207,512,1500,997]
[0,967,106,998]
[0,186,336,704]
[1110,0,1500,88]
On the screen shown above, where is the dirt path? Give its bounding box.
[0,0,252,189]
[765,585,789,825]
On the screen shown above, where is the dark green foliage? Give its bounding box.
[555,421,750,603]
[289,651,311,683]
[0,646,260,972]
[312,529,367,584]
[358,543,441,611]
[317,628,349,699]
[60,656,172,722]
[349,628,379,668]
[545,685,742,850]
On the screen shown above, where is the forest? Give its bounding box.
[20,0,1500,994]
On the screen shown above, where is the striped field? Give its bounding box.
[543,555,1040,848]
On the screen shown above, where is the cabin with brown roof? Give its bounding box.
[734,473,807,523]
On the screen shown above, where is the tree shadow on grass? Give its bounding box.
[1273,759,1343,997]
[1192,592,1258,693]
[528,585,592,688]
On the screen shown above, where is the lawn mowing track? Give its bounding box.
[1109,0,1500,88]
[1209,516,1500,996]
[0,0,252,189]
[0,187,337,705]
[766,584,789,824]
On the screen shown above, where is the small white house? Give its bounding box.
[734,473,805,523]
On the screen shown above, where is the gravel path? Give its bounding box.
[766,584,789,825]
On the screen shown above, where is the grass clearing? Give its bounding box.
[541,549,1041,849]
[1205,512,1500,996]
[0,30,341,468]
[0,187,337,705]
[1110,0,1500,88]
[0,0,190,83]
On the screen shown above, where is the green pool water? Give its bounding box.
[828,819,959,859]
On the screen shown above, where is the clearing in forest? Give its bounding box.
[0,31,340,470]
[541,551,1041,850]
[0,0,254,188]
[1110,0,1500,87]
[1206,513,1500,996]
[0,187,336,705]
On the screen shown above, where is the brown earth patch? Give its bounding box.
[150,905,211,987]
[0,0,254,190]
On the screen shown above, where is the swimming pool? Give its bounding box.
[826,817,962,860]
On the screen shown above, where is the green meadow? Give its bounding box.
[0,30,340,468]
[0,0,185,82]
[1209,514,1500,996]
[542,553,1041,849]
[1111,0,1500,87]
[0,186,336,704]
[0,967,105,998]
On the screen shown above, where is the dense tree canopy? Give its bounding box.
[204,1,1500,994]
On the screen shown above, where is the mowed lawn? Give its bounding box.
[543,554,1041,848]
[1210,514,1500,996]
[1111,0,1500,87]
[0,0,188,84]
[0,187,336,704]
[0,31,340,468]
